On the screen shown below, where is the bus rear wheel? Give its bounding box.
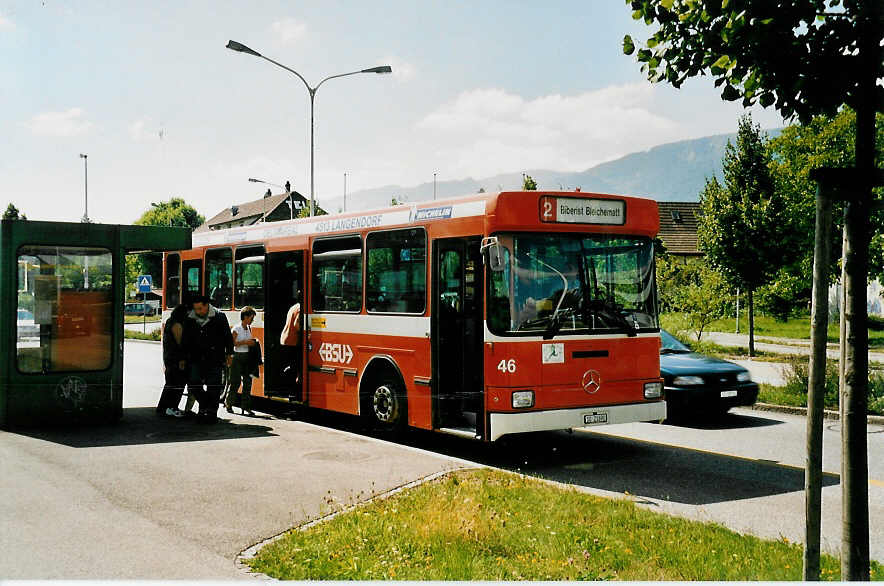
[366,376,406,431]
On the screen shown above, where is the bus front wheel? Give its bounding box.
[366,376,406,430]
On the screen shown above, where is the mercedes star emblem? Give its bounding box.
[582,369,601,394]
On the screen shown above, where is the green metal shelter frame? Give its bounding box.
[0,220,191,428]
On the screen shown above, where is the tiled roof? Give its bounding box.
[197,191,309,232]
[657,201,702,256]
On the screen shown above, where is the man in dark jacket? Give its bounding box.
[184,295,233,423]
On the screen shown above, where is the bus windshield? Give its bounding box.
[487,233,658,337]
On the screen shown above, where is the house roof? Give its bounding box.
[657,201,702,255]
[196,191,308,232]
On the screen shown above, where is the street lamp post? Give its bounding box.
[248,177,287,220]
[227,40,392,217]
[79,153,89,223]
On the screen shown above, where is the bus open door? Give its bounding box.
[432,237,484,439]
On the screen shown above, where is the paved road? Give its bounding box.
[2,341,881,579]
[0,341,466,579]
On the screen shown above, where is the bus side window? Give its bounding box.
[235,245,265,309]
[366,228,426,314]
[165,253,180,308]
[312,235,362,313]
[182,262,201,305]
[206,247,233,310]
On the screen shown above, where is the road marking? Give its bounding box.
[871,478,884,488]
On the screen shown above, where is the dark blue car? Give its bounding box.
[660,330,759,418]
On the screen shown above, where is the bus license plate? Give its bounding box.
[583,412,608,425]
[720,390,738,398]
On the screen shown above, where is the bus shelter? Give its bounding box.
[0,220,191,428]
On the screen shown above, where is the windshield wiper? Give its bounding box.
[584,298,638,337]
[522,252,569,340]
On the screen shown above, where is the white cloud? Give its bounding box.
[128,119,166,142]
[270,18,306,45]
[24,108,93,137]
[415,84,681,177]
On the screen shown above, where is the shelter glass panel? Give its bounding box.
[16,245,114,373]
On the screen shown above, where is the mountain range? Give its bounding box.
[323,130,780,213]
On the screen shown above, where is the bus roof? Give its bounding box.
[190,190,659,248]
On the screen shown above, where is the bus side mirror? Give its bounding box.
[481,237,505,272]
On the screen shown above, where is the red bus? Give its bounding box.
[163,190,665,440]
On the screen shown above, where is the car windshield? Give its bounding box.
[487,233,658,337]
[660,330,691,353]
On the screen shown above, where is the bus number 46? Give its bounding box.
[497,359,516,374]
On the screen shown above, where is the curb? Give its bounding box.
[752,402,884,425]
[235,467,474,579]
[123,337,161,344]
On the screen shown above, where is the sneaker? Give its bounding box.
[165,407,185,418]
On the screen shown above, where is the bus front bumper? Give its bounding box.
[488,401,666,442]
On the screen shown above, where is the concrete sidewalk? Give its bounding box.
[0,340,469,579]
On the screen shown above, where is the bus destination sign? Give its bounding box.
[540,196,625,225]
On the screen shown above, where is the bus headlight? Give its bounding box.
[643,382,663,399]
[512,390,534,408]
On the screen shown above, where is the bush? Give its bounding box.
[779,356,884,415]
[781,356,840,411]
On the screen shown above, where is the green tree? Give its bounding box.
[625,3,882,578]
[657,252,732,340]
[677,261,731,341]
[296,204,327,218]
[134,197,204,229]
[765,108,884,294]
[623,1,881,124]
[127,198,204,299]
[522,174,537,190]
[698,115,786,356]
[3,203,26,220]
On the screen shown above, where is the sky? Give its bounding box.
[0,1,787,224]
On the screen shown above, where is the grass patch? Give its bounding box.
[124,315,161,324]
[124,328,161,341]
[248,469,879,581]
[662,313,884,349]
[758,383,808,409]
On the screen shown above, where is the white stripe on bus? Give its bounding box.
[192,199,487,247]
[233,310,660,343]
